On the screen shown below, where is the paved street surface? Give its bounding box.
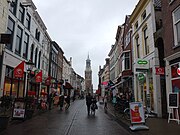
[0,99,133,135]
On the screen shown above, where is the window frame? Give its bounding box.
[15,26,23,55]
[135,36,140,58]
[6,17,15,51]
[143,27,149,55]
[25,13,31,30]
[9,0,17,16]
[172,6,180,47]
[23,33,29,59]
[18,4,25,23]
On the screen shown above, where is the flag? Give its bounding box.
[14,61,25,78]
[45,76,51,85]
[35,70,42,83]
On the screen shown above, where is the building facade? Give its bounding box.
[130,0,162,117]
[161,0,180,113]
[0,0,9,95]
[0,0,52,99]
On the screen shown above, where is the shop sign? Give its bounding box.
[155,67,165,75]
[12,101,25,119]
[177,68,180,76]
[14,61,25,78]
[137,60,148,65]
[130,102,145,124]
[169,93,179,108]
[45,76,51,86]
[138,73,145,81]
[35,70,42,83]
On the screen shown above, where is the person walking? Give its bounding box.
[86,93,92,115]
[59,95,64,111]
[104,94,108,110]
[64,94,70,110]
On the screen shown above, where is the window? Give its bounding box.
[144,27,149,55]
[23,33,29,58]
[173,7,180,46]
[142,10,146,20]
[124,52,130,70]
[35,48,38,67]
[35,29,40,41]
[18,4,25,23]
[125,31,131,47]
[15,26,23,55]
[6,17,15,50]
[25,13,31,30]
[9,0,17,15]
[135,36,140,58]
[135,21,138,30]
[30,44,34,62]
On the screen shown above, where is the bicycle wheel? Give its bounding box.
[123,108,130,120]
[144,108,149,119]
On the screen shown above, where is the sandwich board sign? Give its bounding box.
[129,102,149,131]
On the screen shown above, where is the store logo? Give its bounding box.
[177,68,180,75]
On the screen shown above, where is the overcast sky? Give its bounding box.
[33,0,139,89]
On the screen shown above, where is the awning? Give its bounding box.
[65,82,73,89]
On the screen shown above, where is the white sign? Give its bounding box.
[13,108,25,118]
[130,102,145,124]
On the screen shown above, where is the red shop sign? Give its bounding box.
[155,67,165,75]
[177,68,180,76]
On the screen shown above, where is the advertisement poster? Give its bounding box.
[130,102,145,124]
[13,101,25,118]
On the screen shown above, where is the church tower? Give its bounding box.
[85,54,93,94]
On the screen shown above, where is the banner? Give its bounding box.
[45,76,51,85]
[14,61,25,78]
[35,70,42,83]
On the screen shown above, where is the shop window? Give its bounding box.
[171,63,180,105]
[171,63,180,78]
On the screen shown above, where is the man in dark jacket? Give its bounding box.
[86,93,92,115]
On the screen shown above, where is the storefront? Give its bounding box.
[3,66,25,98]
[165,54,180,113]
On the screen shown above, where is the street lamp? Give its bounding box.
[25,60,35,97]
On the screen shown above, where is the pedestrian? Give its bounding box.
[64,94,70,110]
[104,94,108,110]
[91,95,98,115]
[48,91,54,110]
[86,93,92,115]
[59,95,64,111]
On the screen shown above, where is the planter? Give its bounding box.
[0,116,9,129]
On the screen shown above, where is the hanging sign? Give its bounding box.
[156,67,165,75]
[14,61,25,78]
[35,70,42,83]
[45,76,51,85]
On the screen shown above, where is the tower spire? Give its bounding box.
[87,52,90,60]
